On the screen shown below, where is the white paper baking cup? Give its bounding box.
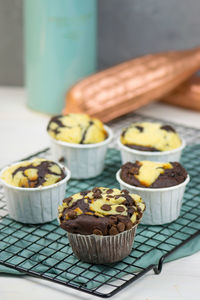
[49,125,113,179]
[117,137,186,163]
[0,163,71,224]
[116,169,190,225]
[67,225,137,264]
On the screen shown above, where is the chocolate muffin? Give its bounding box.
[120,161,188,188]
[1,158,66,188]
[120,122,182,152]
[59,187,145,235]
[47,113,107,144]
[58,187,145,263]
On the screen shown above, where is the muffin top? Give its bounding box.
[59,187,145,236]
[47,113,107,144]
[1,158,66,188]
[120,122,181,152]
[120,160,188,188]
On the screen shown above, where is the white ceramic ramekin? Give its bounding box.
[117,137,186,164]
[67,225,137,264]
[49,125,113,179]
[116,169,190,225]
[0,163,71,224]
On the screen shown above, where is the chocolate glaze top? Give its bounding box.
[120,122,182,152]
[120,161,188,188]
[1,158,65,188]
[47,113,107,144]
[59,187,145,236]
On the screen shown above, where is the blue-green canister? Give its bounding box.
[24,0,97,114]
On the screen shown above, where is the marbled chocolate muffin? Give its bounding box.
[120,161,188,188]
[120,122,182,152]
[59,187,145,263]
[59,187,145,236]
[47,113,107,144]
[1,158,66,188]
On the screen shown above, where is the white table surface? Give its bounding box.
[0,87,200,300]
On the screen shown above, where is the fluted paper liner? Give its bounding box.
[67,225,137,264]
[116,170,190,225]
[0,164,71,224]
[49,125,113,179]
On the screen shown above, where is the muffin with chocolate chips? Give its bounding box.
[116,160,189,225]
[58,187,145,263]
[118,122,185,163]
[0,158,71,224]
[47,114,113,179]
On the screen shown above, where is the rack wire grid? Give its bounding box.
[0,113,200,298]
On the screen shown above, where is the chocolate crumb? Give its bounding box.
[59,157,65,163]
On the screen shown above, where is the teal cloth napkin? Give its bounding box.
[0,146,200,290]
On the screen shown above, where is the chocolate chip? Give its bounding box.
[126,221,133,230]
[67,210,77,219]
[101,204,111,211]
[92,188,102,199]
[117,222,125,232]
[123,194,134,205]
[109,226,119,235]
[116,206,125,212]
[106,189,113,194]
[93,229,103,235]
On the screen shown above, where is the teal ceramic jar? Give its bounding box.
[24,0,97,114]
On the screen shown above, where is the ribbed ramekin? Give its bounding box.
[0,163,71,224]
[117,137,186,164]
[67,225,138,264]
[116,169,190,225]
[49,125,113,179]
